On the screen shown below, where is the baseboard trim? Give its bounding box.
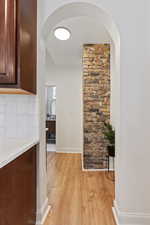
[38,205,51,225]
[36,198,51,225]
[82,168,114,171]
[56,147,82,154]
[112,206,120,225]
[113,200,150,225]
[46,144,56,152]
[47,150,56,152]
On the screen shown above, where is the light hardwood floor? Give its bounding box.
[44,153,116,225]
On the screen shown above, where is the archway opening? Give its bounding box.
[41,1,120,222]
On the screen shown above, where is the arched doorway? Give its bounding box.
[40,1,120,224]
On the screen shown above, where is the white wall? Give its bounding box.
[46,55,83,153]
[42,1,150,225]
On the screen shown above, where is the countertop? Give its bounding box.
[0,137,39,168]
[46,119,56,121]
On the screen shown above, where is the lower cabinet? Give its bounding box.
[46,120,56,144]
[0,146,36,225]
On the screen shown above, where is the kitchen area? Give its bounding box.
[0,0,47,224]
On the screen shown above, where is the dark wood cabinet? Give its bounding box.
[0,0,37,94]
[0,0,17,84]
[0,146,36,225]
[46,120,56,144]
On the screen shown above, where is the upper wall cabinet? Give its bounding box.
[0,0,37,94]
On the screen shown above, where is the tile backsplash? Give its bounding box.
[0,95,38,139]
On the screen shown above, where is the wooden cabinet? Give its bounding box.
[0,0,16,84]
[0,0,37,94]
[46,120,56,144]
[0,146,36,225]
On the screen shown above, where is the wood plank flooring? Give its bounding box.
[44,153,116,225]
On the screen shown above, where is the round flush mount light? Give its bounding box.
[54,27,71,40]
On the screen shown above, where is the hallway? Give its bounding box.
[44,153,116,225]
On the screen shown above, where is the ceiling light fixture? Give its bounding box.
[54,27,71,40]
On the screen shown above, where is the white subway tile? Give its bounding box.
[0,95,38,139]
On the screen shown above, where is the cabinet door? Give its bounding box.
[0,147,36,225]
[0,0,17,84]
[18,0,37,93]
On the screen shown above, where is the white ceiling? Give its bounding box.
[46,16,111,66]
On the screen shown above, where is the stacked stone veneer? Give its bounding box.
[83,44,110,169]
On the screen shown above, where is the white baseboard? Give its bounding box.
[112,205,120,225]
[46,144,56,152]
[47,150,56,152]
[113,200,150,225]
[36,198,51,225]
[82,168,114,171]
[56,147,82,154]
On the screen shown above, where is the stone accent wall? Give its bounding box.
[83,44,110,169]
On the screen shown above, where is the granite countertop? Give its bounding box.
[0,137,39,168]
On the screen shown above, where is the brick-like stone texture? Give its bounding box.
[83,44,110,169]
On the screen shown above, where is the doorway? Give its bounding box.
[45,86,56,152]
[41,2,120,225]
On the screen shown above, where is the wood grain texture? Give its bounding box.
[0,146,36,225]
[45,153,116,225]
[18,0,37,93]
[0,0,16,84]
[0,0,37,94]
